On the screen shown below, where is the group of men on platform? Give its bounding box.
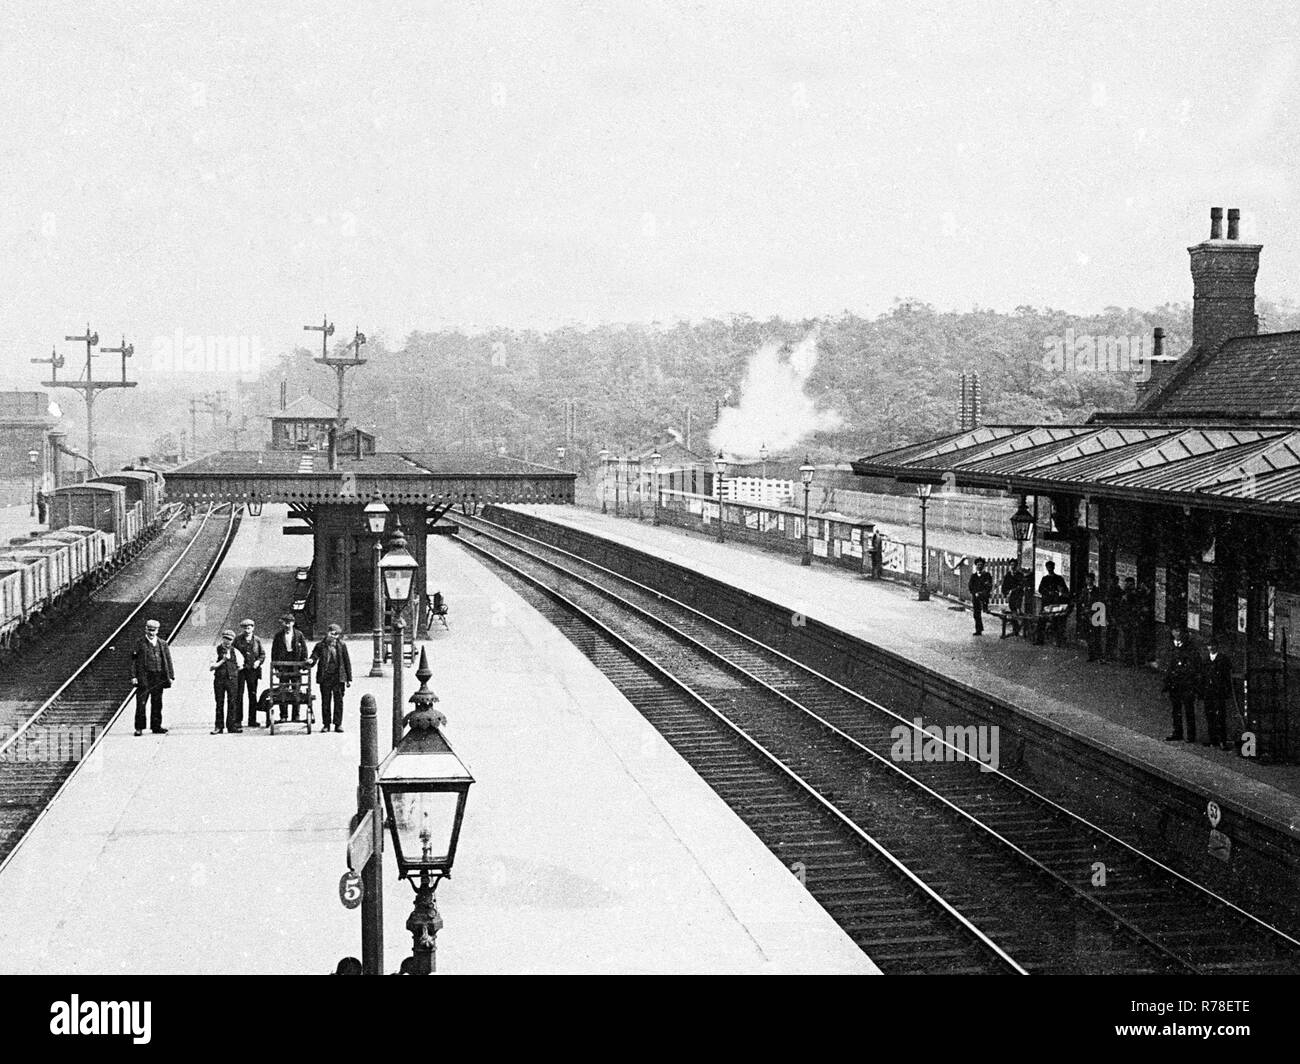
[970,560,1156,664]
[130,613,353,736]
[962,561,1239,750]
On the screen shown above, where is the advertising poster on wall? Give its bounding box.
[1186,571,1201,631]
[1115,554,1137,585]
[883,540,906,574]
[1154,566,1167,623]
[1274,590,1300,656]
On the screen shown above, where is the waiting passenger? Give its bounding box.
[1201,639,1234,750]
[968,558,992,636]
[1034,561,1070,646]
[1000,565,1027,636]
[1163,628,1200,743]
[1079,572,1107,662]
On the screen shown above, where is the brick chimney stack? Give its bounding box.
[1189,206,1260,356]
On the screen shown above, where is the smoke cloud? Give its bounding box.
[709,330,842,459]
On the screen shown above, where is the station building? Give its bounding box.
[853,208,1299,758]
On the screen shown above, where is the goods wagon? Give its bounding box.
[48,482,128,537]
[92,470,160,526]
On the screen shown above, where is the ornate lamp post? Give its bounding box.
[651,450,662,526]
[759,443,769,481]
[28,449,39,518]
[713,451,728,543]
[614,455,622,516]
[378,648,475,975]
[598,448,609,513]
[556,445,566,471]
[379,518,419,747]
[916,483,933,601]
[800,456,815,566]
[364,498,390,678]
[1010,496,1035,572]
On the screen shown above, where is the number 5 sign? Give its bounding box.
[339,870,363,909]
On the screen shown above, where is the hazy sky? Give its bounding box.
[2,1,1298,389]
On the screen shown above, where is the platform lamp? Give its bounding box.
[364,498,390,678]
[377,647,475,975]
[1010,496,1035,571]
[28,449,38,517]
[246,495,263,517]
[714,451,728,543]
[650,450,661,526]
[916,483,933,601]
[379,517,419,748]
[598,448,610,513]
[799,457,815,566]
[760,442,769,481]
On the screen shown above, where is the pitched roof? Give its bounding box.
[268,395,337,420]
[1147,332,1300,417]
[852,422,1300,517]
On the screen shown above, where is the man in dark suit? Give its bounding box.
[1034,561,1070,646]
[968,558,992,635]
[209,629,244,734]
[1201,638,1234,750]
[1163,628,1201,742]
[1000,565,1025,637]
[131,618,174,735]
[232,618,266,727]
[270,613,309,722]
[1080,572,1107,662]
[310,623,352,733]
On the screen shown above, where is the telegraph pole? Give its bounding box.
[43,326,137,469]
[189,392,223,456]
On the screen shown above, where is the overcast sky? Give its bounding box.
[2,1,1298,388]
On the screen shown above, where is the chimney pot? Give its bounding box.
[1210,207,1224,240]
[1152,327,1165,359]
[1227,208,1241,240]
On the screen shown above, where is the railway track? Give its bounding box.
[455,512,1300,975]
[0,505,238,871]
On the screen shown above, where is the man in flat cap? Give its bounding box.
[232,617,266,727]
[209,629,244,734]
[270,612,309,722]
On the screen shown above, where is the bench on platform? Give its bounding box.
[996,610,1035,639]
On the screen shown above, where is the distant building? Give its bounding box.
[0,391,57,505]
[268,395,338,451]
[338,426,377,457]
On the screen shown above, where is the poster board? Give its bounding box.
[1154,566,1167,624]
[1186,571,1201,631]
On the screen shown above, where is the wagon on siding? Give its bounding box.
[48,482,128,541]
[92,471,160,528]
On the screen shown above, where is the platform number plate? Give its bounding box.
[1206,800,1222,828]
[339,870,363,909]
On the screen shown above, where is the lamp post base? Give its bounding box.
[369,627,385,677]
[801,553,812,566]
[405,877,442,975]
[917,587,931,601]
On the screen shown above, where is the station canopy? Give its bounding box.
[852,419,1300,519]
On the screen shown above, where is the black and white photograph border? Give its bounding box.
[0,0,1297,1040]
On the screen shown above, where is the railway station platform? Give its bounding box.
[0,504,875,974]
[512,506,1300,839]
